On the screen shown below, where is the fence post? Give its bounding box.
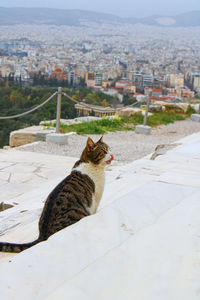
[56,87,62,133]
[143,95,151,126]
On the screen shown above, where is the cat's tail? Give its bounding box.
[0,239,41,253]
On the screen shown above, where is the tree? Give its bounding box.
[85,93,101,105]
[72,91,82,101]
[0,78,5,87]
[123,97,137,106]
[110,96,120,108]
[101,99,109,107]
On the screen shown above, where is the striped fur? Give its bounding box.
[0,136,111,253]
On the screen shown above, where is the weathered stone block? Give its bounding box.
[156,101,190,113]
[118,108,142,118]
[135,125,151,135]
[9,126,55,147]
[10,132,36,147]
[190,114,200,122]
[46,133,69,145]
[149,105,163,113]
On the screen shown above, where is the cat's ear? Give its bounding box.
[86,137,95,150]
[98,136,104,143]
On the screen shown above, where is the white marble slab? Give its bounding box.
[0,179,199,299]
[158,168,200,187]
[173,141,200,157]
[0,132,200,299]
[45,196,200,300]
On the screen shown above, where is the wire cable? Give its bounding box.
[0,91,57,119]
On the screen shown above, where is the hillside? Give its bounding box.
[0,7,200,27]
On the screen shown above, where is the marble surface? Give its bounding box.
[0,132,200,299]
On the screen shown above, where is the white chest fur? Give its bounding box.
[73,162,105,214]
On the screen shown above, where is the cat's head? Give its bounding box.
[82,136,113,166]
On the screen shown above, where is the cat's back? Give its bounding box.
[38,170,95,240]
[73,161,105,210]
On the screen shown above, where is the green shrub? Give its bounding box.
[44,111,191,135]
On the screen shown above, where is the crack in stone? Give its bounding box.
[7,173,12,183]
[121,223,134,235]
[21,179,32,184]
[150,143,181,160]
[33,165,45,174]
[34,173,48,180]
[0,222,21,236]
[33,165,48,179]
[0,162,17,171]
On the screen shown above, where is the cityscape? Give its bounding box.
[0,18,200,105]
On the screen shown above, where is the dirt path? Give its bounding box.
[17,119,200,163]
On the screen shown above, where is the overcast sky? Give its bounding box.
[1,0,200,17]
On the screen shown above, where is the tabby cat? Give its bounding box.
[0,136,113,253]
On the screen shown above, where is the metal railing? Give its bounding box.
[0,87,103,133]
[0,87,151,133]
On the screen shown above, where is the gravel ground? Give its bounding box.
[17,119,200,164]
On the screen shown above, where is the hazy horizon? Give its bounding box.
[0,0,200,18]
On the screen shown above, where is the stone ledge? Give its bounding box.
[9,126,55,147]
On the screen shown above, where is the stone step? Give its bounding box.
[0,133,200,299]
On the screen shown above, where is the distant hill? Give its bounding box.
[0,7,200,27]
[174,11,200,27]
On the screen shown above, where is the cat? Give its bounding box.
[0,136,113,253]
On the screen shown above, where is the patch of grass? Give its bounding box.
[185,106,196,117]
[128,113,144,125]
[75,122,105,135]
[43,110,191,135]
[147,112,185,126]
[126,112,186,127]
[59,118,126,135]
